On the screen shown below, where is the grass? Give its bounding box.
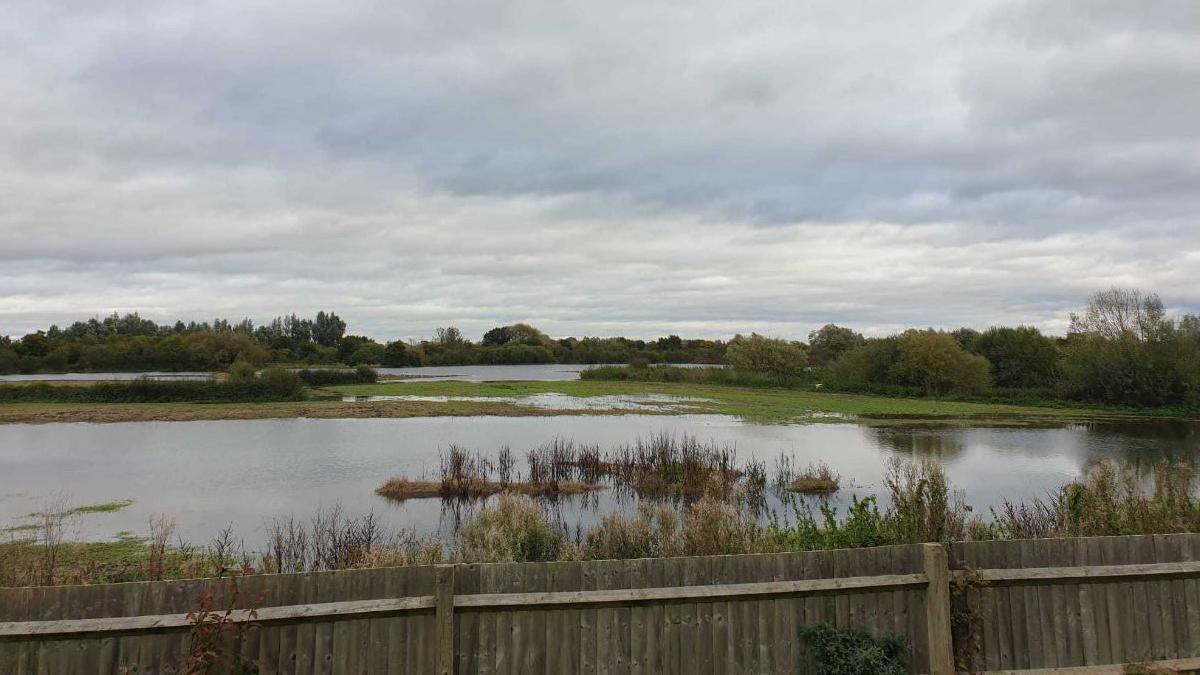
[788,462,841,495]
[375,477,602,500]
[331,378,1157,425]
[4,374,1191,427]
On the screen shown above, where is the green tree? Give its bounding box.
[806,324,865,367]
[312,311,346,347]
[970,326,1060,388]
[1061,288,1200,406]
[724,333,808,380]
[888,330,991,396]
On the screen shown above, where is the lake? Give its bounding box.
[1,414,1196,545]
[0,363,717,383]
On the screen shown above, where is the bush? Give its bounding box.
[970,326,1060,388]
[226,360,257,384]
[455,494,568,563]
[889,330,991,396]
[800,624,907,675]
[294,367,377,387]
[0,375,306,404]
[724,334,808,380]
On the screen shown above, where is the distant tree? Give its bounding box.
[346,342,385,366]
[970,326,1060,389]
[226,359,257,383]
[481,326,513,346]
[829,337,900,387]
[381,341,408,367]
[950,327,980,351]
[807,324,865,367]
[888,330,991,396]
[1061,288,1200,406]
[435,326,466,347]
[725,333,808,380]
[313,311,347,347]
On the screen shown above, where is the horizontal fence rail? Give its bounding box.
[4,535,1200,674]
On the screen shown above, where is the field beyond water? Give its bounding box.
[0,377,1189,426]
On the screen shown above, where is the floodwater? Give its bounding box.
[0,363,719,383]
[1,415,1197,544]
[0,372,214,382]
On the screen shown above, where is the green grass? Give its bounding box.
[331,379,1148,425]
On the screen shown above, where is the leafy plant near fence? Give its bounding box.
[800,623,907,675]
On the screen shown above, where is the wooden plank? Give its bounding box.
[976,655,1200,674]
[1182,536,1200,656]
[0,593,438,638]
[594,559,613,675]
[449,573,928,610]
[1128,537,1153,662]
[1036,539,1064,667]
[1071,538,1099,667]
[456,564,477,675]
[922,544,955,675]
[1156,535,1188,659]
[956,559,1200,584]
[294,572,318,675]
[435,565,455,675]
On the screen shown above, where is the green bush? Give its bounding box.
[724,333,808,380]
[294,367,377,387]
[454,494,568,563]
[0,375,306,403]
[800,624,907,675]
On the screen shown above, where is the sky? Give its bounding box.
[2,0,1199,342]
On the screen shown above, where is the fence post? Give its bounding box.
[435,564,456,675]
[922,543,955,675]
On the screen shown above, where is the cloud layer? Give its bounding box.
[3,0,1198,340]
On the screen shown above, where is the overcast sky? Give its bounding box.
[2,1,1198,341]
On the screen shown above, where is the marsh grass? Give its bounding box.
[375,443,603,501]
[787,462,841,495]
[990,459,1200,539]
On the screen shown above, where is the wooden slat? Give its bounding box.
[955,559,1200,584]
[978,655,1200,674]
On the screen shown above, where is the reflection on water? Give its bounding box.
[0,415,1197,543]
[343,392,709,412]
[0,372,214,382]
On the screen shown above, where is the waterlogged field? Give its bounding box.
[1,413,1197,546]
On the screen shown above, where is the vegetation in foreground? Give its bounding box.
[8,456,1200,588]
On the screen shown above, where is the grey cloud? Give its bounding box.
[1,0,1198,339]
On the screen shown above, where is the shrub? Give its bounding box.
[970,326,1060,388]
[294,366,377,387]
[889,330,991,396]
[226,360,257,384]
[724,333,808,380]
[455,494,568,563]
[800,624,907,675]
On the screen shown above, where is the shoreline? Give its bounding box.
[1,379,1190,426]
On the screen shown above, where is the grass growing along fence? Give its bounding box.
[0,368,306,403]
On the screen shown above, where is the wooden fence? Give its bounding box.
[1,535,1200,674]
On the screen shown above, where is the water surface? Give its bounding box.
[2,415,1196,544]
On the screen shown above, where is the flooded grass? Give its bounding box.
[787,462,841,495]
[375,433,767,506]
[376,443,604,501]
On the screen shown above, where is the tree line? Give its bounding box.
[0,315,724,374]
[3,288,1196,408]
[671,288,1198,408]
